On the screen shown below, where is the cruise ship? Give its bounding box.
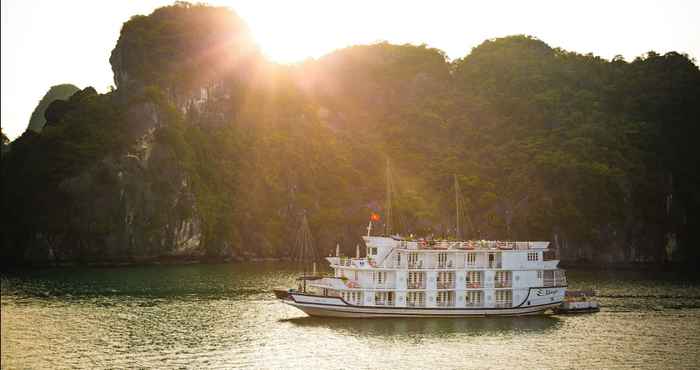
[275,234,567,317]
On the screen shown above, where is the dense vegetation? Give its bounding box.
[2,2,699,266]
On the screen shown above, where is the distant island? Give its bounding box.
[1,2,699,268]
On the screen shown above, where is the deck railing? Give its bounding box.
[465,282,482,289]
[375,300,395,306]
[495,301,512,308]
[495,280,512,288]
[407,301,425,307]
[408,261,423,269]
[408,282,426,289]
[437,281,455,289]
[436,261,455,269]
[543,278,567,287]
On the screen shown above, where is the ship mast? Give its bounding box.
[294,213,315,292]
[384,158,394,236]
[454,174,461,240]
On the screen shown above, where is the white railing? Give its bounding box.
[436,261,455,269]
[494,280,512,288]
[436,301,455,307]
[488,261,502,269]
[408,282,426,289]
[543,278,567,287]
[375,300,395,306]
[407,301,425,307]
[437,281,455,289]
[397,240,548,251]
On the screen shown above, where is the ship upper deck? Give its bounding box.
[368,238,550,251]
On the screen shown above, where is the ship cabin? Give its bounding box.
[306,236,567,309]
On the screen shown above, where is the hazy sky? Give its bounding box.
[2,0,699,140]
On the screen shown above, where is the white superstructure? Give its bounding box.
[276,236,567,317]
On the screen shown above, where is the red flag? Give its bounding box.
[370,213,381,222]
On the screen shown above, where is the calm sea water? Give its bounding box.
[2,263,699,369]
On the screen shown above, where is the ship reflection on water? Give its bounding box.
[282,315,562,337]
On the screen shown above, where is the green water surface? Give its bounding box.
[2,263,699,369]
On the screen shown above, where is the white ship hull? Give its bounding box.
[279,287,566,318]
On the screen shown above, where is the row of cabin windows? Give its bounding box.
[528,252,539,261]
[342,270,543,283]
[342,290,514,306]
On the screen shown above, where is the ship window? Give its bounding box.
[495,271,511,282]
[373,272,386,284]
[374,291,395,305]
[467,271,482,285]
[407,291,425,306]
[408,272,425,288]
[528,252,539,261]
[408,252,419,266]
[537,270,543,279]
[437,291,454,306]
[466,291,482,305]
[466,253,476,266]
[437,252,448,267]
[496,290,512,305]
[408,272,424,283]
[437,271,455,286]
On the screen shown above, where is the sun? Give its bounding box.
[224,1,375,64]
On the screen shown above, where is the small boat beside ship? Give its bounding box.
[555,290,600,314]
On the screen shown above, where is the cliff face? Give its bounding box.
[2,3,699,267]
[27,84,80,132]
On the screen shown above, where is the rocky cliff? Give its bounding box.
[2,2,699,267]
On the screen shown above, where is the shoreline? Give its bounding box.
[2,257,694,272]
